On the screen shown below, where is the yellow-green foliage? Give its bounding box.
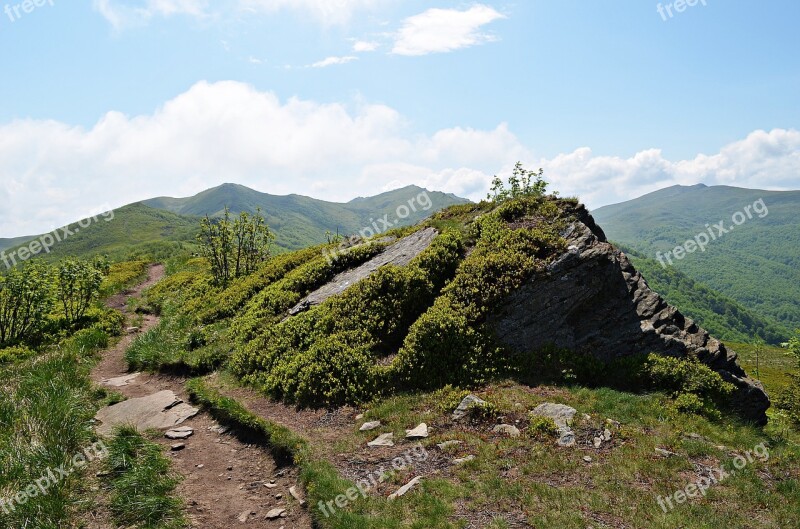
[527,416,560,439]
[231,232,464,406]
[100,260,149,297]
[0,345,35,365]
[390,196,567,389]
[145,267,215,313]
[645,353,735,417]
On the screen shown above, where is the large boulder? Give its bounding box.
[489,203,770,425]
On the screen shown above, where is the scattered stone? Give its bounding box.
[368,433,395,447]
[101,373,140,387]
[275,493,283,500]
[289,485,306,506]
[196,464,204,469]
[603,429,612,441]
[264,483,278,489]
[593,437,603,448]
[454,455,476,465]
[94,390,198,436]
[265,508,286,520]
[492,424,521,438]
[388,476,422,500]
[96,470,110,477]
[355,413,365,420]
[452,395,488,420]
[238,511,249,522]
[209,424,230,434]
[165,426,194,440]
[126,326,141,334]
[557,432,576,447]
[359,421,381,432]
[437,440,463,450]
[530,403,577,430]
[582,414,592,421]
[170,443,186,451]
[405,423,429,439]
[583,456,593,463]
[655,448,678,458]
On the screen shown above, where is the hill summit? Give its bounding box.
[143,192,770,424]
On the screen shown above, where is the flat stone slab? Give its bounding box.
[95,390,199,436]
[288,228,438,316]
[102,373,141,387]
[406,423,429,439]
[165,426,194,440]
[388,476,422,500]
[359,420,381,432]
[367,433,395,447]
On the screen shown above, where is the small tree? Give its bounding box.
[0,260,53,346]
[198,207,274,285]
[488,162,550,202]
[57,257,109,327]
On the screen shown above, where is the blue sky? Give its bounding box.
[1,0,799,237]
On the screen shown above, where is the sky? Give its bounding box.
[0,0,799,237]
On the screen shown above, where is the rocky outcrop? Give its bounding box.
[288,227,438,316]
[489,204,770,424]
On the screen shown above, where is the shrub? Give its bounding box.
[0,345,35,365]
[645,353,734,418]
[527,416,560,440]
[432,385,471,414]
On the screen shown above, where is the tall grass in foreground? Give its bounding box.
[0,328,107,528]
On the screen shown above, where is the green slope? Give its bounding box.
[143,183,469,250]
[0,235,36,253]
[619,245,790,344]
[1,203,199,265]
[593,184,800,340]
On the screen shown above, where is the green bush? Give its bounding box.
[645,353,734,418]
[528,416,560,439]
[0,345,35,365]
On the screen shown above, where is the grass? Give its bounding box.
[102,426,185,529]
[727,341,796,395]
[100,260,151,297]
[0,329,109,528]
[189,375,800,529]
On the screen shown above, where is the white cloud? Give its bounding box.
[391,4,506,56]
[0,81,797,237]
[353,40,380,52]
[239,0,381,25]
[310,56,358,68]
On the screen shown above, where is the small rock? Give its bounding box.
[492,424,521,438]
[368,433,395,447]
[530,403,577,430]
[453,455,476,465]
[437,440,462,450]
[359,421,381,432]
[603,429,612,441]
[170,443,186,451]
[583,456,593,463]
[264,483,278,489]
[452,395,488,420]
[126,326,140,334]
[405,423,429,439]
[593,437,602,448]
[388,476,422,500]
[655,448,678,458]
[265,508,286,520]
[686,432,703,440]
[355,413,365,420]
[557,432,576,447]
[275,493,282,500]
[289,485,306,506]
[238,511,249,522]
[165,426,194,440]
[196,464,204,469]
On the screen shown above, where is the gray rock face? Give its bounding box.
[490,204,770,425]
[530,403,577,430]
[288,228,438,316]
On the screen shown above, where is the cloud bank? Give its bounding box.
[0,81,797,237]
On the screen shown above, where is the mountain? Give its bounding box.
[0,204,199,265]
[0,235,36,253]
[1,185,469,264]
[592,184,800,341]
[143,183,469,250]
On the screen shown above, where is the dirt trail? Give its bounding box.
[88,264,311,529]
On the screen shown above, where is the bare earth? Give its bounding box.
[87,264,311,529]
